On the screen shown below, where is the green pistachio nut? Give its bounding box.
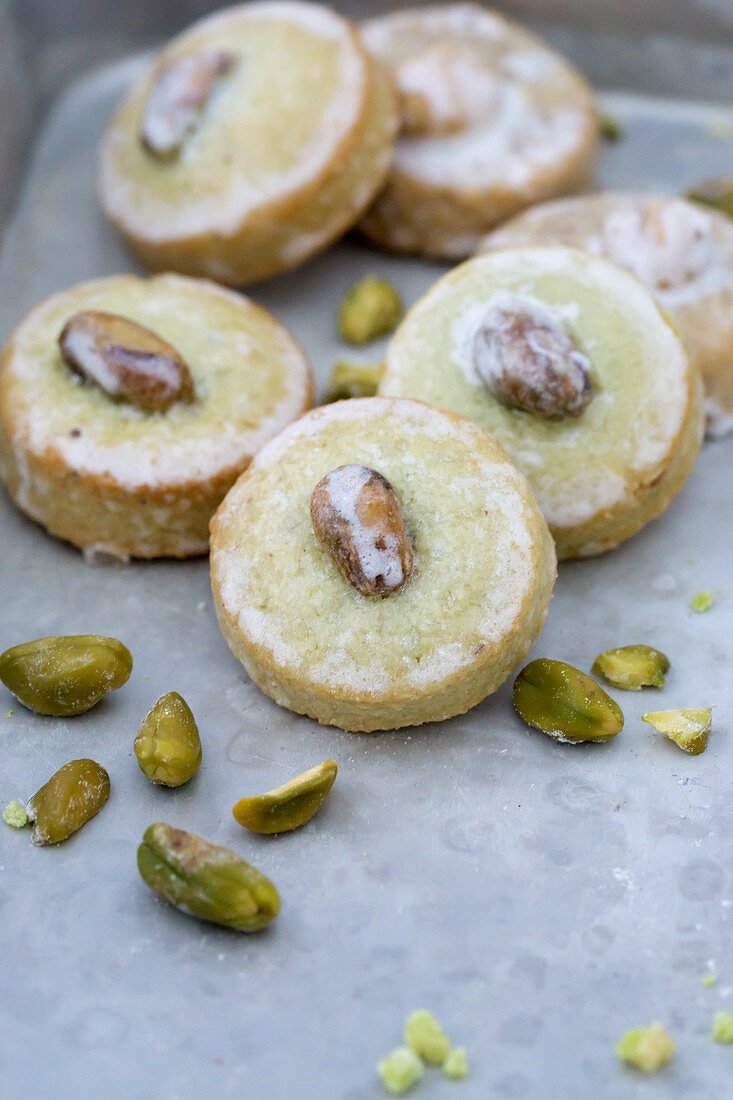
[616,1023,675,1073]
[27,758,110,845]
[592,645,669,691]
[404,1009,451,1065]
[324,361,382,402]
[599,112,624,142]
[232,759,338,835]
[338,276,402,345]
[137,823,280,931]
[685,177,733,219]
[134,691,202,787]
[0,634,132,715]
[642,708,711,754]
[513,658,624,743]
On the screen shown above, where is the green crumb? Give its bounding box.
[642,708,712,754]
[691,589,714,612]
[378,1047,424,1096]
[443,1047,469,1079]
[616,1023,675,1073]
[405,1009,451,1065]
[600,113,624,141]
[338,276,402,345]
[3,800,29,829]
[6,709,13,718]
[712,1011,733,1043]
[702,974,718,988]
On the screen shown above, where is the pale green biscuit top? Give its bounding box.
[100,2,368,240]
[380,247,692,531]
[213,398,552,699]
[1,274,309,490]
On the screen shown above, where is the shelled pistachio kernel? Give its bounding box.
[592,645,669,691]
[27,759,110,845]
[233,760,337,835]
[616,1023,675,1073]
[378,1047,423,1096]
[642,708,712,754]
[404,1009,451,1065]
[324,361,381,402]
[686,177,733,219]
[691,589,714,612]
[599,113,624,141]
[137,823,280,932]
[338,276,402,345]
[712,1011,733,1043]
[513,659,624,743]
[134,691,202,787]
[0,634,132,716]
[443,1047,469,1079]
[3,801,29,829]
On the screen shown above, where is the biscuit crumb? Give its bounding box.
[405,1009,451,1065]
[378,1047,423,1095]
[616,1023,675,1072]
[712,1011,733,1043]
[691,589,714,612]
[3,801,29,829]
[443,1046,469,1079]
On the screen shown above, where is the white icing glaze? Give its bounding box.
[395,44,499,133]
[588,199,731,308]
[704,396,733,440]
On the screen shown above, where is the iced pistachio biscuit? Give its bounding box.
[210,398,555,732]
[380,247,704,559]
[0,274,312,559]
[480,193,733,437]
[99,2,397,286]
[358,4,597,260]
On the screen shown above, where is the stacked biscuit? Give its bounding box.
[1,2,728,732]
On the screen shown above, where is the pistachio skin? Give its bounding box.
[232,760,338,835]
[592,645,669,691]
[0,635,132,716]
[137,823,280,932]
[513,658,624,743]
[134,692,202,787]
[27,759,110,845]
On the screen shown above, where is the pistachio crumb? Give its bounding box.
[443,1047,469,1079]
[324,360,381,403]
[691,589,714,612]
[702,974,718,988]
[616,1023,675,1073]
[405,1009,451,1065]
[712,1011,733,1043]
[3,801,29,829]
[6,709,12,718]
[339,276,402,345]
[378,1046,423,1096]
[600,113,624,141]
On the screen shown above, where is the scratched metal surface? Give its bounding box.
[1,42,733,1100]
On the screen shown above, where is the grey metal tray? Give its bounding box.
[1,50,733,1100]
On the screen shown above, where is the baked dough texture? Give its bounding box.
[0,274,312,559]
[479,192,733,438]
[210,397,556,731]
[379,247,704,559]
[99,1,397,286]
[358,4,598,259]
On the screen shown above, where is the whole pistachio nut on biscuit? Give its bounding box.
[513,658,624,743]
[0,635,132,716]
[310,464,413,596]
[473,295,593,419]
[137,823,280,931]
[140,50,236,158]
[59,311,194,411]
